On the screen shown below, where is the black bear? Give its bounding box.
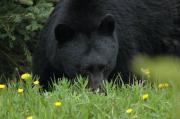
[33,0,180,90]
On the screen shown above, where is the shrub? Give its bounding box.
[0,0,55,79]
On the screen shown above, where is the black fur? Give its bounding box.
[33,0,180,90]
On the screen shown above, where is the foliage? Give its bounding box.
[132,55,180,119]
[0,76,174,119]
[0,0,55,78]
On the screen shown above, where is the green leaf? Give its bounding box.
[18,0,33,6]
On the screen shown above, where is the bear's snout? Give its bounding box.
[77,62,108,90]
[87,72,105,90]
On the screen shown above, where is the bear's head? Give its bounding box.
[52,14,119,90]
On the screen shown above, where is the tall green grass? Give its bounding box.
[0,76,174,119]
[133,55,180,119]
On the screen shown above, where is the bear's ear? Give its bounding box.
[98,14,115,35]
[55,24,75,43]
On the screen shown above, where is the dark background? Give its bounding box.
[0,0,61,79]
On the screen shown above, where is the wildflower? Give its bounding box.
[54,101,62,107]
[158,83,169,89]
[27,116,33,119]
[21,73,31,80]
[17,88,24,93]
[141,68,150,77]
[133,114,138,118]
[141,93,149,101]
[0,84,6,89]
[126,108,133,114]
[33,80,39,85]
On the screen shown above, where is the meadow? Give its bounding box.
[1,1,179,119]
[0,73,176,119]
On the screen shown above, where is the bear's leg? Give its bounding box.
[32,49,55,90]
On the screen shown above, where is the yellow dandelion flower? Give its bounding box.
[164,83,169,87]
[141,94,149,101]
[17,88,24,93]
[54,101,62,107]
[158,83,169,89]
[21,73,31,80]
[133,114,138,118]
[0,84,6,89]
[141,68,150,77]
[33,80,39,85]
[126,108,133,114]
[27,116,33,119]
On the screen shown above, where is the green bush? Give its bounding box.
[0,0,55,78]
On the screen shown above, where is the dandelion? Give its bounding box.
[164,83,169,87]
[132,114,138,118]
[0,84,6,89]
[26,116,33,119]
[33,80,39,85]
[158,83,169,89]
[126,108,133,114]
[54,101,62,107]
[17,88,24,93]
[21,73,31,80]
[141,93,149,101]
[141,68,150,77]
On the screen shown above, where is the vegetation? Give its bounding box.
[133,55,180,119]
[0,0,55,78]
[0,75,175,119]
[0,1,179,119]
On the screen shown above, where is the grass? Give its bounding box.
[0,75,175,119]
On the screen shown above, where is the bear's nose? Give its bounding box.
[88,72,105,90]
